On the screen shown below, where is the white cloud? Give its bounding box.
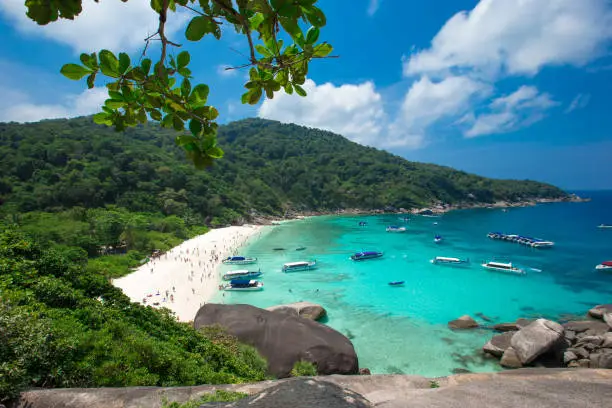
[0,0,188,53]
[565,93,591,113]
[259,79,390,146]
[464,86,558,137]
[367,0,380,16]
[0,87,107,123]
[404,0,612,78]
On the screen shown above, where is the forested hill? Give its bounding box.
[0,117,566,224]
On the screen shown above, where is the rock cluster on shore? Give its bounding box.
[481,304,612,369]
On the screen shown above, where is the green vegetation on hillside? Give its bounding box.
[0,117,567,226]
[0,226,267,402]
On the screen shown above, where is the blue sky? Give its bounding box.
[0,0,611,190]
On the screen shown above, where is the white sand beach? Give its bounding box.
[113,225,264,322]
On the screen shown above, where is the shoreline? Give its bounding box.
[112,225,265,322]
[248,194,589,224]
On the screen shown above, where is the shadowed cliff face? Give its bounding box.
[11,369,612,408]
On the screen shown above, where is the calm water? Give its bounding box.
[214,191,612,376]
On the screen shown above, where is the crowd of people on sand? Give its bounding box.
[135,227,264,320]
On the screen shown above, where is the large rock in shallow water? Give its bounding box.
[588,304,612,319]
[483,332,515,357]
[193,304,358,378]
[448,315,479,329]
[563,320,609,336]
[266,301,327,321]
[511,319,564,364]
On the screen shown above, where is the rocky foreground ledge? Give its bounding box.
[12,369,612,408]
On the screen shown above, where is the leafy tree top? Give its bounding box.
[25,0,333,168]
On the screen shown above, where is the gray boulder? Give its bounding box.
[563,351,578,365]
[483,332,515,357]
[602,332,612,348]
[492,322,518,332]
[588,304,612,319]
[500,347,522,368]
[515,318,535,329]
[603,312,612,329]
[193,304,358,378]
[599,353,612,369]
[563,320,609,336]
[266,301,327,321]
[510,319,564,364]
[448,315,479,330]
[201,378,372,408]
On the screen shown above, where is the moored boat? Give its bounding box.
[388,281,405,286]
[430,256,470,266]
[222,256,258,265]
[481,261,525,275]
[434,235,443,243]
[358,221,368,226]
[282,260,317,272]
[595,261,612,270]
[386,225,407,233]
[222,270,262,281]
[295,246,307,251]
[487,232,554,248]
[219,279,263,291]
[598,224,612,229]
[350,251,383,261]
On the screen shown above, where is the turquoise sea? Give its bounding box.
[214,191,612,376]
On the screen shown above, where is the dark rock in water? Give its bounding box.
[475,312,493,322]
[500,347,522,368]
[515,318,535,329]
[201,378,372,408]
[563,320,609,335]
[193,304,358,378]
[273,247,286,251]
[588,304,612,319]
[266,302,327,321]
[359,368,372,375]
[492,322,519,332]
[448,315,479,330]
[483,332,515,358]
[441,337,455,345]
[520,306,535,312]
[511,319,564,364]
[452,368,472,374]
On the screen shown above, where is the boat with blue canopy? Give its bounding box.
[350,251,383,261]
[219,279,264,291]
[434,235,443,243]
[388,281,405,286]
[222,256,258,265]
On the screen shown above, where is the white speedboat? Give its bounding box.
[222,270,262,281]
[482,261,525,275]
[595,261,612,271]
[219,279,263,291]
[386,226,407,233]
[598,224,612,229]
[282,260,317,272]
[222,256,258,265]
[430,256,470,266]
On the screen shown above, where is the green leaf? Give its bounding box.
[305,27,320,44]
[93,112,112,125]
[294,84,307,97]
[302,5,326,27]
[185,16,219,41]
[141,58,152,74]
[99,50,120,77]
[313,43,333,57]
[86,73,96,89]
[181,78,192,98]
[172,115,184,131]
[118,52,130,74]
[178,67,192,77]
[150,109,162,121]
[255,44,273,57]
[189,119,202,136]
[207,146,224,159]
[177,51,190,69]
[191,84,209,103]
[247,88,263,105]
[60,64,91,80]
